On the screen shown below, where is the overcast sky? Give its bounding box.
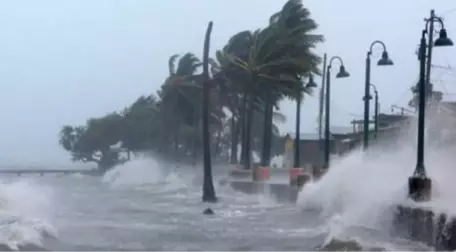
[0,0,456,166]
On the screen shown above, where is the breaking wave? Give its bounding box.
[0,179,57,250]
[297,115,456,250]
[102,157,190,192]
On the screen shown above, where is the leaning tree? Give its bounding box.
[215,0,323,171]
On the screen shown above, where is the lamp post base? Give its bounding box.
[408,176,432,202]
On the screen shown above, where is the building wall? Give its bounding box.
[298,140,323,167]
[297,139,342,168]
[281,114,412,168]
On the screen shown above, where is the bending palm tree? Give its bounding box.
[201,21,217,206]
[217,0,323,175]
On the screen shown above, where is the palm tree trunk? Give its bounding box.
[244,93,254,170]
[240,91,248,168]
[192,112,198,166]
[201,21,217,203]
[260,88,273,167]
[230,116,239,164]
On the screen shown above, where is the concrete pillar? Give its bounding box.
[313,165,327,180]
[253,165,270,181]
[295,174,310,189]
[290,164,313,183]
[288,173,310,203]
[289,167,302,186]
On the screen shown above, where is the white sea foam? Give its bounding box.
[297,112,456,248]
[102,156,189,191]
[0,179,56,250]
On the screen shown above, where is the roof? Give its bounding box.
[284,132,335,141]
[351,114,410,125]
[377,113,411,123]
[328,126,354,135]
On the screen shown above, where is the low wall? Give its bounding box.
[229,169,252,179]
[229,180,300,203]
[394,205,456,250]
[229,166,326,181]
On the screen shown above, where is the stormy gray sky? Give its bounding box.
[0,0,455,166]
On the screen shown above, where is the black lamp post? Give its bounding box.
[324,57,350,169]
[369,84,379,140]
[294,75,317,169]
[409,9,453,202]
[363,41,393,151]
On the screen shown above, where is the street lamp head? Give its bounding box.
[377,51,394,66]
[336,65,350,78]
[434,29,454,47]
[306,75,318,88]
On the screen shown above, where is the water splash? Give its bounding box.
[0,179,56,250]
[297,112,456,249]
[299,148,412,220]
[102,157,189,191]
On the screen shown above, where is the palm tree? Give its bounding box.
[202,21,217,205]
[210,71,242,164]
[251,109,286,154]
[216,0,323,172]
[159,53,228,163]
[159,53,203,159]
[215,31,255,169]
[262,0,323,170]
[216,30,269,170]
[57,0,326,178]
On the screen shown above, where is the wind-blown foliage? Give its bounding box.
[59,113,127,172]
[58,0,323,173]
[215,0,323,169]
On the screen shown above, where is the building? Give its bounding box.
[281,129,355,169]
[347,113,412,148]
[279,113,412,168]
